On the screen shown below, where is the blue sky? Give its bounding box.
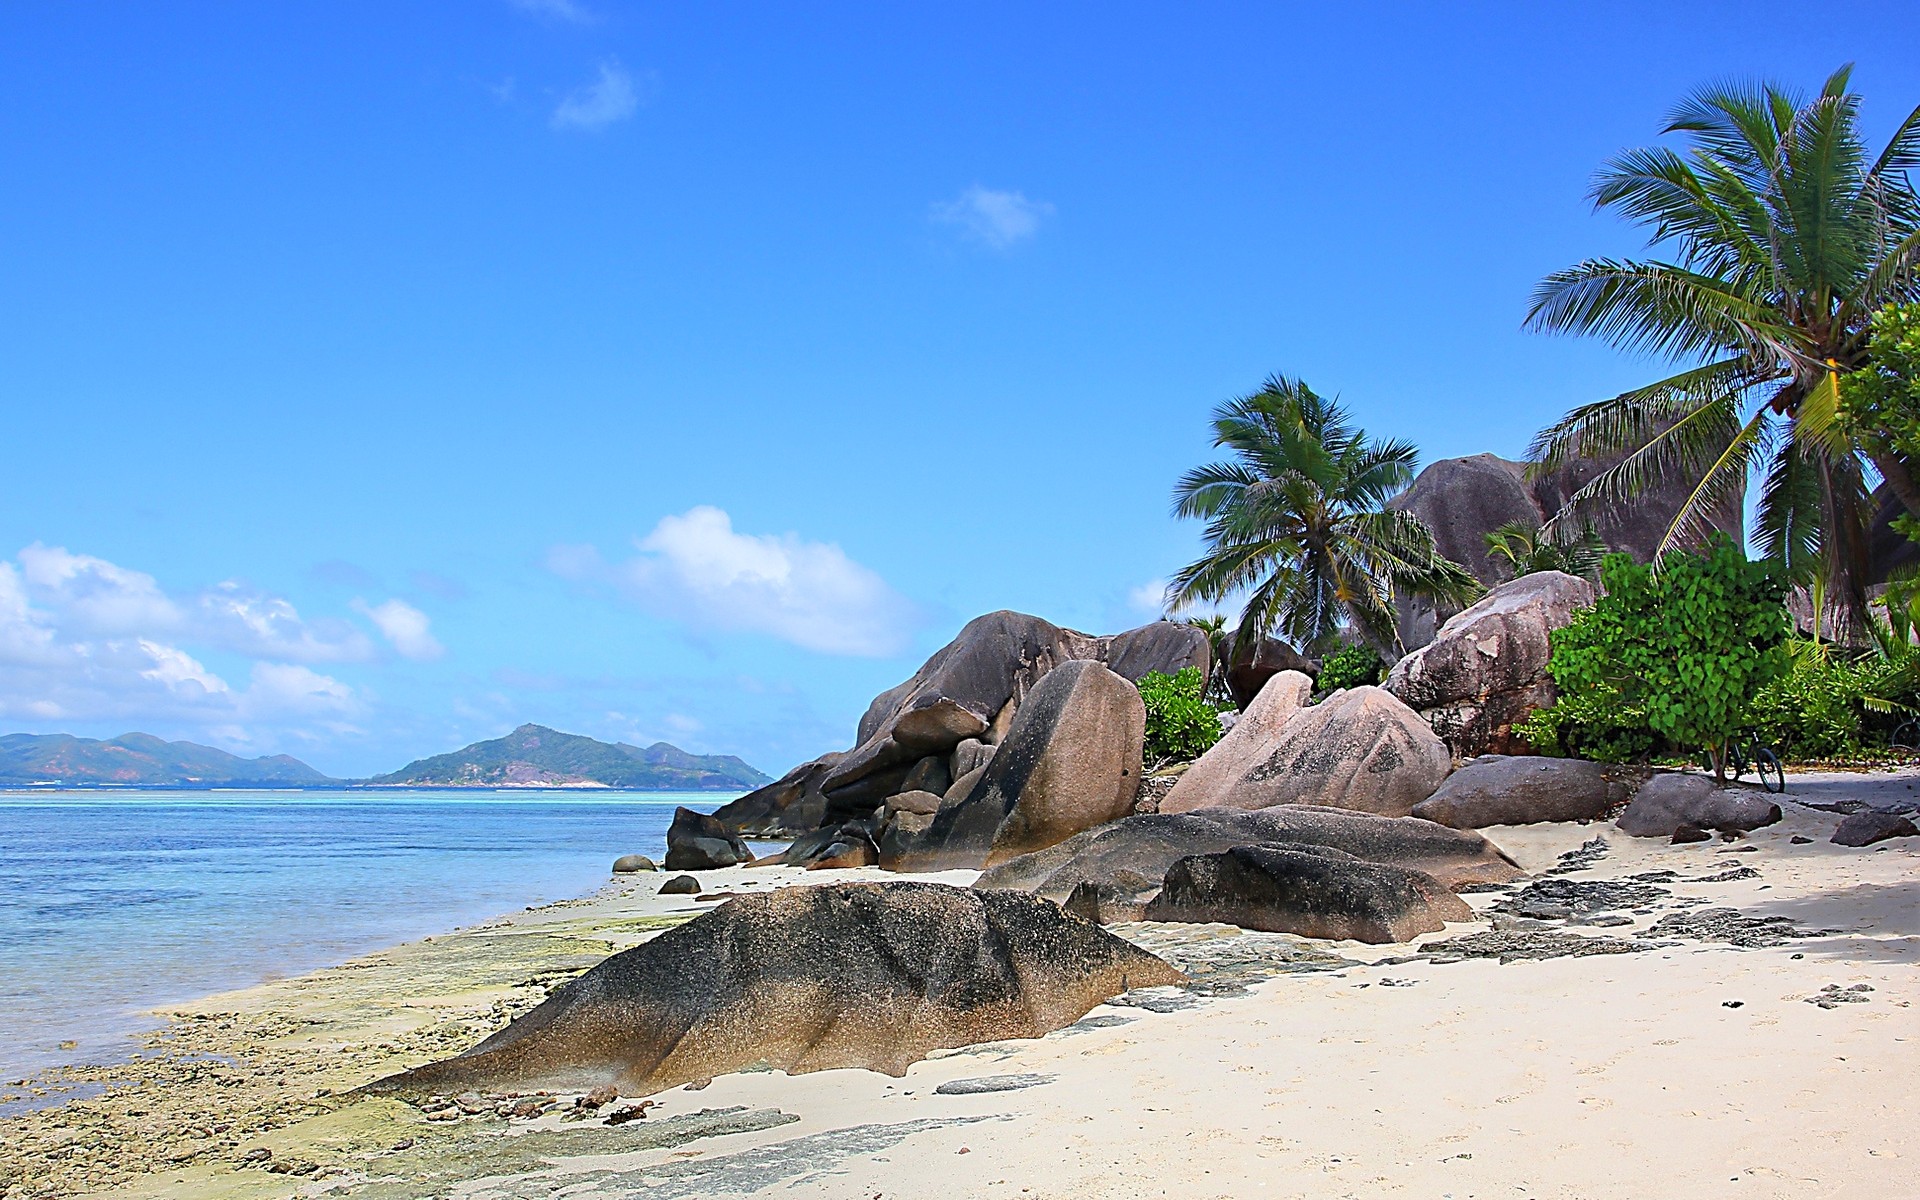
[2,2,1916,778]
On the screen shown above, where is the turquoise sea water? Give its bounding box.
[0,789,742,1095]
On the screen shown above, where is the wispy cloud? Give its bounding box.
[549,507,918,657]
[931,185,1054,249]
[1127,579,1170,617]
[552,61,644,131]
[507,0,595,23]
[0,546,374,739]
[353,598,445,662]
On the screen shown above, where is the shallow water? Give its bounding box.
[0,789,739,1090]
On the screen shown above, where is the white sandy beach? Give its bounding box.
[2,777,1914,1200]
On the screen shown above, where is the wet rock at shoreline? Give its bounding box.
[1142,844,1474,944]
[709,754,844,837]
[611,855,658,874]
[363,881,1183,1098]
[664,807,755,871]
[659,875,701,895]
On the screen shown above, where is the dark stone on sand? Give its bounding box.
[365,881,1183,1097]
[755,823,881,870]
[1142,844,1474,943]
[1411,754,1627,828]
[933,1074,1055,1096]
[1830,811,1920,847]
[1671,824,1712,844]
[659,875,701,895]
[1494,877,1668,919]
[975,805,1522,913]
[1790,835,1814,845]
[1615,774,1781,839]
[664,807,755,871]
[612,855,658,873]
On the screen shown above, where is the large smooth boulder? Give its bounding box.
[1161,686,1451,818]
[1615,773,1782,839]
[664,806,755,871]
[1531,416,1745,564]
[366,882,1184,1097]
[710,753,844,837]
[1142,844,1474,943]
[819,612,1207,823]
[1830,811,1919,847]
[751,822,880,869]
[887,660,1146,871]
[976,806,1523,907]
[1225,637,1317,711]
[1390,454,1542,649]
[1162,670,1312,813]
[1411,754,1628,828]
[1386,571,1596,757]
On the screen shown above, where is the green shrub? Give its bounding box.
[1529,536,1788,771]
[1136,667,1223,764]
[1514,692,1660,762]
[1315,642,1385,696]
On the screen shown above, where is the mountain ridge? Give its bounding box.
[366,724,771,790]
[0,732,335,788]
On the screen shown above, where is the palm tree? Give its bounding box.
[1526,65,1920,633]
[1483,520,1607,582]
[1169,375,1479,656]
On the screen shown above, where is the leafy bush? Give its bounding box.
[1746,639,1920,759]
[1514,692,1659,762]
[1840,302,1920,541]
[1315,642,1385,696]
[1527,536,1788,771]
[1136,667,1223,764]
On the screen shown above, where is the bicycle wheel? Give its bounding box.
[1893,720,1920,752]
[1753,747,1786,794]
[1727,742,1751,782]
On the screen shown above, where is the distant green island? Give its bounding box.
[0,725,770,791]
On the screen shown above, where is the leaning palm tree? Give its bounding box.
[1527,64,1920,632]
[1169,376,1479,656]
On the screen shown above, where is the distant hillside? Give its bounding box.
[0,732,334,788]
[368,724,771,790]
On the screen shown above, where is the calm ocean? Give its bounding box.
[0,789,743,1093]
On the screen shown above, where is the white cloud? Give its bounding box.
[0,544,364,740]
[138,640,230,696]
[551,506,917,657]
[353,598,445,661]
[508,0,594,22]
[552,61,642,131]
[200,583,376,663]
[1128,579,1170,617]
[243,663,358,718]
[931,185,1054,249]
[17,543,182,635]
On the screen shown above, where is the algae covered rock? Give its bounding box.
[366,882,1182,1097]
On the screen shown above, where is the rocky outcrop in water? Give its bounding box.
[663,807,755,871]
[365,882,1183,1097]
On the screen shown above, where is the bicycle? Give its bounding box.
[1891,719,1920,753]
[1710,733,1786,794]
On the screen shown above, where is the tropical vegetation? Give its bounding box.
[1169,375,1479,656]
[1525,65,1920,636]
[1482,520,1607,582]
[1515,538,1789,776]
[1313,642,1386,697]
[1136,667,1224,765]
[1839,300,1920,541]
